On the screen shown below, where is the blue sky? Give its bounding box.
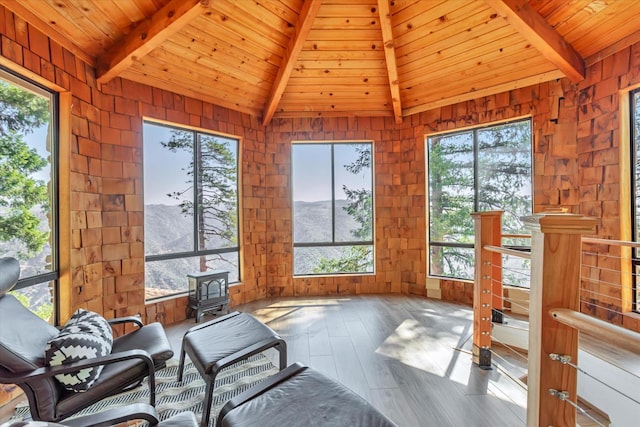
[144,121,372,205]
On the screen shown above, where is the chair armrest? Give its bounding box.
[63,403,160,427]
[108,315,144,328]
[0,349,154,384]
[0,349,159,406]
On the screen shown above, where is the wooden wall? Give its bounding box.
[0,3,638,332]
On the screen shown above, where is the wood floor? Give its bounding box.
[164,294,527,427]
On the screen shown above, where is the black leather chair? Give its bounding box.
[0,257,174,425]
[0,403,198,427]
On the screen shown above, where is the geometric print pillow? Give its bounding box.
[44,309,113,392]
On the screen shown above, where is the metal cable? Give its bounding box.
[550,355,640,406]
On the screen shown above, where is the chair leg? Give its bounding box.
[278,341,287,370]
[200,378,215,427]
[178,345,187,382]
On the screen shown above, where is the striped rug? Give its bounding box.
[13,353,278,426]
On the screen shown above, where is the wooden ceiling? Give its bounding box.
[3,0,640,124]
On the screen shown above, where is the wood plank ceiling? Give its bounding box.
[3,0,640,125]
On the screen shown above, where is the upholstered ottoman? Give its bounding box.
[177,311,287,427]
[217,363,397,427]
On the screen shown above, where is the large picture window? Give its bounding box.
[292,142,374,275]
[143,121,239,300]
[427,119,532,280]
[0,68,58,322]
[631,88,640,312]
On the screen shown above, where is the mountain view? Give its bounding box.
[2,200,364,306]
[144,199,361,293]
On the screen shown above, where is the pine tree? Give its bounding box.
[161,130,238,272]
[0,81,50,257]
[428,121,532,279]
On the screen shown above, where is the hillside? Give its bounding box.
[2,200,364,304]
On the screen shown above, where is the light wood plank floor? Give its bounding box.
[165,294,527,427]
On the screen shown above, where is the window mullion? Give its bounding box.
[193,131,199,253]
[331,144,336,244]
[473,128,479,212]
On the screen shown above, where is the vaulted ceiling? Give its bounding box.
[3,0,640,125]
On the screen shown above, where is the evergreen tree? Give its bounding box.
[161,131,238,271]
[0,81,50,258]
[428,121,532,279]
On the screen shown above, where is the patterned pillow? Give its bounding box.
[45,309,113,392]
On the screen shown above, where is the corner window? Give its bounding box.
[427,119,532,280]
[292,142,374,275]
[0,68,58,322]
[143,121,240,300]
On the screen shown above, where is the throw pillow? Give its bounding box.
[45,309,113,392]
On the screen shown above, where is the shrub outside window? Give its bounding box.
[143,121,239,300]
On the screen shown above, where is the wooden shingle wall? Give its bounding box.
[265,117,427,297]
[0,3,638,332]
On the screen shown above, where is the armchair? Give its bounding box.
[0,404,198,427]
[0,257,174,425]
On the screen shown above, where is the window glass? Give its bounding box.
[292,142,374,276]
[0,69,58,321]
[632,89,640,312]
[427,119,532,281]
[292,145,332,243]
[143,121,239,300]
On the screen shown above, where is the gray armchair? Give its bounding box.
[0,257,174,425]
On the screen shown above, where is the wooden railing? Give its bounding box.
[472,210,640,427]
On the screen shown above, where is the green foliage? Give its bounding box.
[10,290,53,321]
[428,121,532,278]
[314,245,373,274]
[0,81,50,257]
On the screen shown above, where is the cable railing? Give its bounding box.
[472,211,640,427]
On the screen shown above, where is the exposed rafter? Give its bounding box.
[377,0,402,125]
[485,0,585,83]
[96,0,208,84]
[261,0,322,126]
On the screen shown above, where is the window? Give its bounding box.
[631,88,640,312]
[427,119,532,280]
[0,68,58,322]
[292,142,374,275]
[143,121,239,300]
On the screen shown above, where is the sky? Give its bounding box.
[143,121,372,205]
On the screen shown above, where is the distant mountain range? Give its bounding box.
[2,200,363,306]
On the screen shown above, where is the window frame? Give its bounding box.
[291,140,375,276]
[630,88,640,313]
[426,118,533,281]
[143,119,241,298]
[0,66,60,321]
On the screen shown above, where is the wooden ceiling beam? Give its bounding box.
[377,0,403,125]
[485,0,585,83]
[96,0,208,84]
[261,0,322,126]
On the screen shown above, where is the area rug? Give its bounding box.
[12,353,278,427]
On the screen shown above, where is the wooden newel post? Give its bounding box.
[471,211,503,369]
[522,213,597,427]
